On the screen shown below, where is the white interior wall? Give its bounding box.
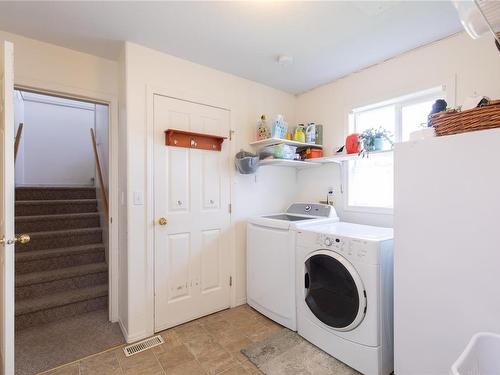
[122,41,297,342]
[16,95,96,186]
[295,32,500,227]
[117,47,129,334]
[0,30,118,97]
[0,28,118,188]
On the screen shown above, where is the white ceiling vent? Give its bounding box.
[277,55,293,67]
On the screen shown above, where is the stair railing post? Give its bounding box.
[90,128,109,219]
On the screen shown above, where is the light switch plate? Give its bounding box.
[133,191,144,205]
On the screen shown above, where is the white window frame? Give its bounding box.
[343,86,445,214]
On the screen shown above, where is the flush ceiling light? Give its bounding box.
[277,55,293,67]
[453,0,500,52]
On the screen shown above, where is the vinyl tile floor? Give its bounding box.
[40,305,282,375]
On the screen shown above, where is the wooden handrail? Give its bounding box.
[90,128,109,218]
[14,123,23,161]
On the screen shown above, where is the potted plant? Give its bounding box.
[359,127,393,152]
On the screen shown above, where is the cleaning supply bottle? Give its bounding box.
[271,115,287,139]
[294,124,306,143]
[257,114,270,140]
[306,123,316,144]
[315,124,323,145]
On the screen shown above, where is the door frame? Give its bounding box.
[146,85,237,334]
[1,39,15,375]
[13,79,120,322]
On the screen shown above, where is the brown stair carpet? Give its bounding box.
[16,212,100,232]
[15,199,98,216]
[16,227,103,252]
[15,186,97,200]
[15,309,124,375]
[15,186,109,331]
[16,244,106,274]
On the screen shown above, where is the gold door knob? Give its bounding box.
[158,217,168,226]
[0,234,30,245]
[15,234,31,244]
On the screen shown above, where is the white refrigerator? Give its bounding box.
[394,128,500,375]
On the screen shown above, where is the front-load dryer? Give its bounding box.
[247,203,338,330]
[296,222,394,375]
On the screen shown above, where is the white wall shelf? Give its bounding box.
[257,150,393,169]
[259,159,321,169]
[250,137,323,149]
[315,149,393,164]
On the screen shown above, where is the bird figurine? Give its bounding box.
[427,99,447,127]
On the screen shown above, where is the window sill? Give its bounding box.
[342,205,394,216]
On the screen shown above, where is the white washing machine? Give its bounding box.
[296,222,394,375]
[247,203,338,330]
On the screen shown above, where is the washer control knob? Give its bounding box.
[324,237,333,247]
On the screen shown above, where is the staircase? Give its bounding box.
[15,186,108,330]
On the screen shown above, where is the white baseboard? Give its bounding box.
[233,297,247,307]
[118,319,129,342]
[118,319,151,344]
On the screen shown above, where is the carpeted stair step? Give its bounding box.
[15,186,96,201]
[15,284,108,330]
[16,262,108,300]
[16,199,98,216]
[16,244,106,274]
[16,227,102,252]
[15,212,101,233]
[14,186,109,332]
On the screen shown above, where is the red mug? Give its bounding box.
[346,133,360,154]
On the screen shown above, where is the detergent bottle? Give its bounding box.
[294,124,306,143]
[306,123,316,144]
[271,115,287,139]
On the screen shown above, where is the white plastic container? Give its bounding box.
[451,332,500,375]
[273,144,297,160]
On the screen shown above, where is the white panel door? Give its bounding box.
[154,95,231,331]
[0,41,15,375]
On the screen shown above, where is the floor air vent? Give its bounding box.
[123,335,165,357]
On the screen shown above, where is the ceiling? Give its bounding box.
[0,1,463,94]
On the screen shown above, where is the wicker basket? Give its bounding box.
[432,100,500,136]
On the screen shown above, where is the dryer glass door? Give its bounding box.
[304,253,364,330]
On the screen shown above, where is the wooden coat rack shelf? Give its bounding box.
[165,129,226,152]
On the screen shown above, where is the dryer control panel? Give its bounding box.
[317,233,344,251]
[316,233,374,263]
[287,203,338,218]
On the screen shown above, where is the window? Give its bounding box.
[345,87,445,212]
